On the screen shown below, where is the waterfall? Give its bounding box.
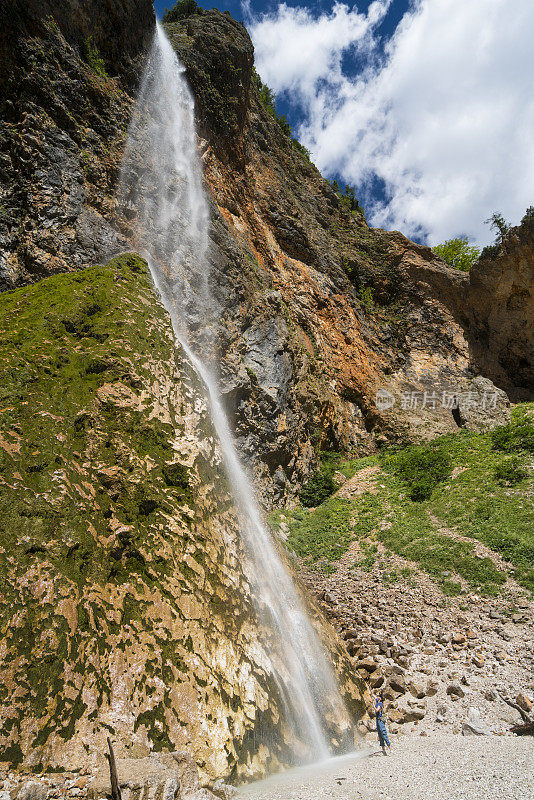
[119,22,352,765]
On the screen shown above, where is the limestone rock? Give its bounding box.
[456,377,511,432]
[446,684,466,700]
[0,256,365,776]
[516,693,533,713]
[211,779,238,800]
[17,782,48,800]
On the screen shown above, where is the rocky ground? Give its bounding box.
[294,465,534,738]
[238,734,533,799]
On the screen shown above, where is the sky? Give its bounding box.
[154,0,534,247]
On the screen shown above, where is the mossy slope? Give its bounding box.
[0,254,365,779]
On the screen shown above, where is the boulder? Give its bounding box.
[333,470,347,486]
[389,675,407,694]
[212,780,237,800]
[462,708,490,736]
[17,782,48,800]
[462,721,487,736]
[426,680,439,697]
[446,684,465,700]
[88,752,215,800]
[355,658,378,673]
[408,681,426,699]
[516,693,533,713]
[456,376,511,432]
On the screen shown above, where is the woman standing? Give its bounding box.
[375,692,391,755]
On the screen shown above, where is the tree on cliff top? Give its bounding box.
[432,235,480,272]
[162,0,202,23]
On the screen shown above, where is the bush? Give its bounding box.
[521,206,534,225]
[494,456,528,485]
[300,471,336,507]
[83,37,107,78]
[386,445,452,501]
[479,242,500,260]
[162,0,202,23]
[292,138,311,161]
[491,419,534,453]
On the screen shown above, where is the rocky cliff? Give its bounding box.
[1,1,527,503]
[0,0,531,784]
[159,10,527,500]
[0,253,365,778]
[465,216,534,400]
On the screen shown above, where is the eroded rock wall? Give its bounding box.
[163,12,512,502]
[0,254,365,778]
[0,0,154,288]
[466,217,534,399]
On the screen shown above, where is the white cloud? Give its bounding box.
[247,0,534,245]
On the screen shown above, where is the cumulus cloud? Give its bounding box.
[247,0,534,245]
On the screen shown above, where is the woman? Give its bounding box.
[374,692,391,754]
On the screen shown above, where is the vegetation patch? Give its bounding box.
[277,405,534,595]
[383,443,452,501]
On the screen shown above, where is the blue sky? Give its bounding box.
[155,1,534,247]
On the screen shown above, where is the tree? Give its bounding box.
[484,212,510,242]
[432,235,480,272]
[162,0,201,23]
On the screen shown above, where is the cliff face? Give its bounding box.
[0,0,529,779]
[466,216,534,400]
[0,0,154,289]
[0,1,520,502]
[162,11,515,500]
[0,254,365,778]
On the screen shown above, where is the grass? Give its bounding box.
[275,405,534,594]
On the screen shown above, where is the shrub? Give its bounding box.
[331,181,363,214]
[432,236,480,272]
[386,445,452,501]
[491,419,534,453]
[521,206,534,225]
[300,471,336,507]
[162,0,202,23]
[493,456,528,485]
[479,242,500,260]
[83,37,107,78]
[292,138,311,161]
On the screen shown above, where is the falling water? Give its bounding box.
[119,23,352,764]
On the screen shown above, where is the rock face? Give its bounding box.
[466,216,534,400]
[0,1,525,502]
[163,11,518,500]
[0,0,154,289]
[0,254,365,778]
[0,0,531,781]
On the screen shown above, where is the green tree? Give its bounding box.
[162,0,201,23]
[432,235,480,272]
[484,212,510,241]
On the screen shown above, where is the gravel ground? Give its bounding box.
[238,734,534,800]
